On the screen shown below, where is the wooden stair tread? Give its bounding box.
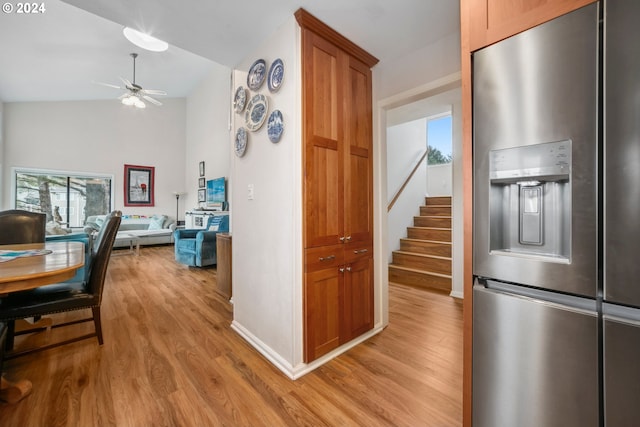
[388,264,452,278]
[409,226,452,231]
[401,238,451,245]
[393,251,451,261]
[420,205,451,208]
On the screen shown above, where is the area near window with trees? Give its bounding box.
[427,114,453,165]
[14,169,112,227]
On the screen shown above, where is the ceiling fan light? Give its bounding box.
[134,98,146,109]
[122,95,134,106]
[123,27,169,52]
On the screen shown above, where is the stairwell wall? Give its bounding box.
[386,119,428,262]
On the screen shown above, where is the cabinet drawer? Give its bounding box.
[345,242,373,263]
[305,245,344,273]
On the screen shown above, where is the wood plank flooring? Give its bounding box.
[0,245,463,426]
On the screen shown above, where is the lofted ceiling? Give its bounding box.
[0,0,460,103]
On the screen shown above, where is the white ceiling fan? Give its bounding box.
[96,53,166,108]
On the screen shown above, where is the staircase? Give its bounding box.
[388,196,452,293]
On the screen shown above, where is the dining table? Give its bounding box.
[0,241,85,404]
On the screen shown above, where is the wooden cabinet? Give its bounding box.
[216,233,232,300]
[303,245,343,361]
[341,245,374,342]
[467,0,597,52]
[296,9,378,363]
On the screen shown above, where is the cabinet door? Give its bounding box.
[467,0,596,52]
[341,255,374,343]
[302,29,344,248]
[304,263,343,362]
[343,54,373,247]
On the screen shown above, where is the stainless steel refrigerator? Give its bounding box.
[472,1,640,426]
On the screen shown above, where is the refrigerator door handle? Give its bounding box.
[475,277,598,314]
[603,302,640,326]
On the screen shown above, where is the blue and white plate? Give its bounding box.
[247,59,267,91]
[267,110,284,143]
[233,86,247,113]
[245,94,268,132]
[235,127,248,157]
[267,59,284,92]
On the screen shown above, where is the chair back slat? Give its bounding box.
[0,210,46,245]
[87,211,122,302]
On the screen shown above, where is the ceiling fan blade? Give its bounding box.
[119,76,133,88]
[140,89,167,96]
[142,95,162,106]
[93,81,122,89]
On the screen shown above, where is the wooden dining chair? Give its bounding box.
[0,211,122,357]
[0,210,46,245]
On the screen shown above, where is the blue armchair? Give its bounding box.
[174,215,229,267]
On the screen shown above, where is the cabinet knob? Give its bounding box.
[345,235,352,242]
[346,266,352,272]
[339,236,345,242]
[353,249,368,254]
[339,267,345,273]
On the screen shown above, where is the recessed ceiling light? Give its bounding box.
[123,27,168,52]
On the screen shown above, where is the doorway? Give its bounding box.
[381,76,463,299]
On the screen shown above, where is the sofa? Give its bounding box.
[85,214,176,248]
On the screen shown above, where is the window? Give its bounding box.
[14,169,113,228]
[427,114,453,165]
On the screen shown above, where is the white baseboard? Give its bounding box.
[449,290,464,299]
[230,321,297,378]
[230,320,385,380]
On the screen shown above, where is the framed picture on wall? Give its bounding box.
[199,161,205,177]
[124,164,154,206]
[198,177,205,188]
[198,188,206,202]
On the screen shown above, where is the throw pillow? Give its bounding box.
[148,214,167,230]
[208,216,222,231]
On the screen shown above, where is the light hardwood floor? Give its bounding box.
[0,245,463,426]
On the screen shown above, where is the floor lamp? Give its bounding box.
[172,191,186,226]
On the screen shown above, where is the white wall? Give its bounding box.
[229,16,304,376]
[426,164,452,196]
[450,92,464,298]
[3,99,186,218]
[386,118,427,203]
[184,64,233,221]
[386,119,427,261]
[376,32,461,101]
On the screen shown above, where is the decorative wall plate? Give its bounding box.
[247,59,267,90]
[267,110,284,143]
[233,86,247,113]
[268,59,284,92]
[244,94,268,131]
[235,127,248,157]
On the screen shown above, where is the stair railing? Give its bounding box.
[387,149,428,212]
